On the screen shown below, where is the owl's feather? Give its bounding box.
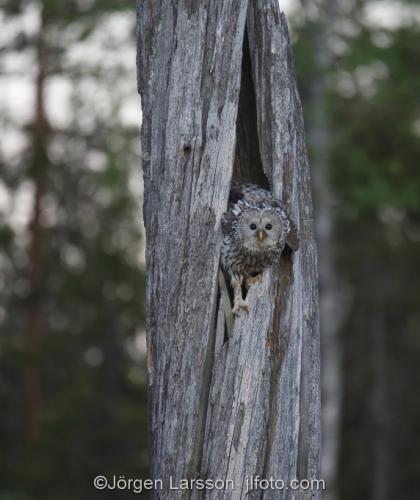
[220,183,299,316]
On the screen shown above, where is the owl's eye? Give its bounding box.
[265,223,272,230]
[250,223,257,230]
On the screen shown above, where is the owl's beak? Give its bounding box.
[257,229,266,242]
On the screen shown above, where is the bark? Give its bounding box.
[137,1,321,498]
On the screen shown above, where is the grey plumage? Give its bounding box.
[220,183,299,315]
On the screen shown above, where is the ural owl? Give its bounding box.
[221,183,299,315]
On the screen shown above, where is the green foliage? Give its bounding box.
[2,1,420,499]
[0,1,148,499]
[332,26,420,212]
[293,2,420,499]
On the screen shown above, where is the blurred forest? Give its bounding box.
[0,1,419,500]
[0,1,147,499]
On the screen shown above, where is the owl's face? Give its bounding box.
[238,208,284,251]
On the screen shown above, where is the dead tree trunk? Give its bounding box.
[137,1,321,498]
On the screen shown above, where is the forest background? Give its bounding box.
[0,1,419,499]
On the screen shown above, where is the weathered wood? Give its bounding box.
[137,1,321,498]
[137,1,249,495]
[201,3,321,498]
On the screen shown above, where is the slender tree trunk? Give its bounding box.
[25,8,48,445]
[137,2,321,498]
[301,1,344,498]
[370,309,390,500]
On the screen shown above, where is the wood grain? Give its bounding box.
[136,1,321,498]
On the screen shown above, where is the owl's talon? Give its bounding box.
[232,300,250,316]
[221,184,298,320]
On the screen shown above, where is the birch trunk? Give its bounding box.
[137,1,321,498]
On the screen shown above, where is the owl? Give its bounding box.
[221,183,299,315]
